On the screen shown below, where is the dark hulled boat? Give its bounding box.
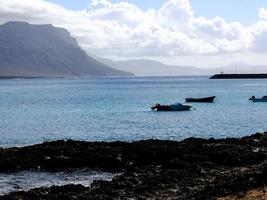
[249,96,267,102]
[185,96,216,103]
[151,103,192,112]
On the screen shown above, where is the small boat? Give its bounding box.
[185,96,216,103]
[151,102,192,111]
[249,96,267,102]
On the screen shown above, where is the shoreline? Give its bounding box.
[0,132,267,199]
[0,76,65,80]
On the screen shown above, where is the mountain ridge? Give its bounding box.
[97,57,217,76]
[97,57,267,76]
[0,21,133,77]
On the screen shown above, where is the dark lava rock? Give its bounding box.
[1,132,267,199]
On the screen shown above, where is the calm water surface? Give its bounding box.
[1,76,267,147]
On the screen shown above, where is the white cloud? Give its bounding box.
[258,7,267,20]
[157,0,193,31]
[0,0,267,59]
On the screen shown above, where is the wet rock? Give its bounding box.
[0,133,267,199]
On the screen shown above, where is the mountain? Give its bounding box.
[99,58,267,76]
[0,22,133,77]
[99,58,216,76]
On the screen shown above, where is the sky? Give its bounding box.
[1,0,267,68]
[47,0,267,24]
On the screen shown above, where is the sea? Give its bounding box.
[1,76,267,147]
[1,76,267,194]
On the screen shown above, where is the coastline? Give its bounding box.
[0,76,65,80]
[0,132,267,199]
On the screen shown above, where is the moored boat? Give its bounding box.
[185,96,216,103]
[249,96,267,102]
[151,103,192,112]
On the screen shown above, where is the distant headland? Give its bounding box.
[210,73,267,79]
[0,21,133,78]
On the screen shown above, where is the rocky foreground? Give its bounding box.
[1,133,267,199]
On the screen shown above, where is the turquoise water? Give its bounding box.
[1,76,267,147]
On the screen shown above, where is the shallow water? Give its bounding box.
[0,170,115,195]
[0,76,267,147]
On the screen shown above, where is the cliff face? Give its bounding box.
[0,22,133,77]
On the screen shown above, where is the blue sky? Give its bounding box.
[47,0,267,24]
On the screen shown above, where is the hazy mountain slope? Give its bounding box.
[99,58,216,76]
[0,22,133,77]
[99,58,267,76]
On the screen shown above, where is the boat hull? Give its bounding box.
[250,99,267,102]
[185,96,216,103]
[153,105,192,112]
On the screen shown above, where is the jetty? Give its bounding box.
[210,73,267,79]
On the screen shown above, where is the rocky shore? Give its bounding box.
[1,132,267,199]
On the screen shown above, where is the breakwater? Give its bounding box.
[210,74,267,79]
